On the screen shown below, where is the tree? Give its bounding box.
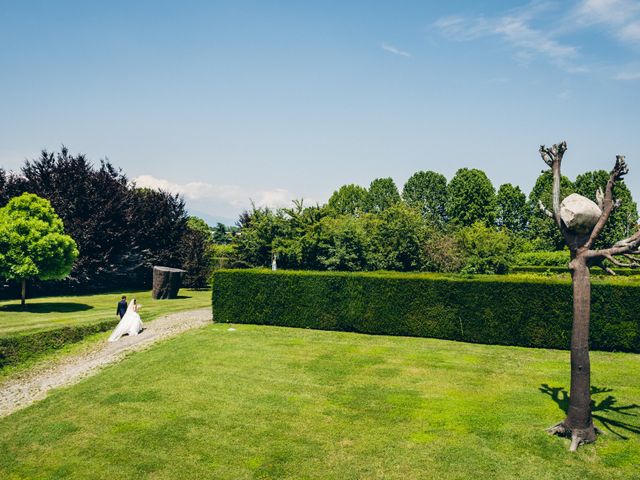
[527,171,574,250]
[366,178,400,213]
[369,203,425,271]
[212,222,231,244]
[496,183,528,233]
[317,215,372,271]
[232,206,289,268]
[421,229,466,273]
[0,193,78,305]
[327,184,369,216]
[446,168,496,226]
[457,222,512,274]
[131,187,189,280]
[574,170,638,248]
[402,170,447,223]
[1,148,190,293]
[179,216,214,288]
[537,141,640,450]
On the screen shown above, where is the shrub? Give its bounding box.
[457,222,512,274]
[0,319,118,368]
[514,250,570,267]
[212,269,640,352]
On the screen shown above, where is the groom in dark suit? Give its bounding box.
[116,295,128,319]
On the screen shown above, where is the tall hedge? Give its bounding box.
[212,270,640,352]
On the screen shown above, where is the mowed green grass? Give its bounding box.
[1,325,639,479]
[0,289,212,336]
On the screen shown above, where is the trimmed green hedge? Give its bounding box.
[212,269,640,352]
[0,319,118,368]
[511,265,640,276]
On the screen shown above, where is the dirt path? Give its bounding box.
[0,308,212,418]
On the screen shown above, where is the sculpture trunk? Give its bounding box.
[21,279,26,307]
[565,255,596,449]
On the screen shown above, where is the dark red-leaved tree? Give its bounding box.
[538,141,638,451]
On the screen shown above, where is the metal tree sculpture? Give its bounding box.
[538,141,637,451]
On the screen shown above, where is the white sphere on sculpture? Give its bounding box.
[560,193,602,233]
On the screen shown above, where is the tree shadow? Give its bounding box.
[539,384,640,440]
[0,303,94,314]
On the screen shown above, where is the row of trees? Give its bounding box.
[223,168,638,274]
[0,148,207,295]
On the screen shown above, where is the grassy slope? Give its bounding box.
[0,325,638,479]
[0,289,211,336]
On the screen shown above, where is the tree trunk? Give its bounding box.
[549,254,597,450]
[21,279,26,307]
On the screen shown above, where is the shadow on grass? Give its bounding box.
[539,383,640,439]
[0,303,94,314]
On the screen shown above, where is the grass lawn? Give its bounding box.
[0,289,211,336]
[0,325,638,479]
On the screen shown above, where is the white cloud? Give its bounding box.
[614,70,640,79]
[133,174,297,210]
[575,0,640,25]
[381,43,412,57]
[433,6,586,73]
[558,89,572,100]
[573,0,640,43]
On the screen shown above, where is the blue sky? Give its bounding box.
[1,0,639,223]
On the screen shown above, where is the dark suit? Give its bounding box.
[116,299,128,319]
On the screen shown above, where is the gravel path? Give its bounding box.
[0,308,212,418]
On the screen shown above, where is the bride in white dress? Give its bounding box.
[108,298,143,342]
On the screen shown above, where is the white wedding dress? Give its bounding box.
[108,301,143,342]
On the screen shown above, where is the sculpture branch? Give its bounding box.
[590,228,640,260]
[538,200,554,219]
[539,141,567,227]
[602,253,640,268]
[595,188,604,210]
[586,155,628,248]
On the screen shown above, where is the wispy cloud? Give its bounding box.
[614,70,640,79]
[558,88,572,100]
[381,43,412,57]
[133,175,296,210]
[434,4,587,73]
[573,0,640,43]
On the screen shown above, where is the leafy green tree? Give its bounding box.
[496,183,528,232]
[370,203,425,271]
[212,222,230,244]
[179,216,214,288]
[0,193,78,305]
[421,229,466,273]
[402,170,447,223]
[527,171,574,250]
[574,170,638,248]
[446,168,496,226]
[317,215,373,271]
[232,206,290,268]
[273,201,327,269]
[366,178,401,213]
[327,184,369,216]
[457,222,512,274]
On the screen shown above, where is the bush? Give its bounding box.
[514,250,570,267]
[457,222,512,274]
[0,319,118,368]
[212,269,640,352]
